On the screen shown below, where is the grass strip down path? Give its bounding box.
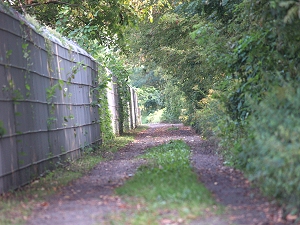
[114,140,219,225]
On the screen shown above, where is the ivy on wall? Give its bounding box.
[0,120,6,137]
[93,67,115,142]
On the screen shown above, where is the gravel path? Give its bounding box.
[26,124,292,225]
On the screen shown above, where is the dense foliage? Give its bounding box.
[5,0,173,48]
[126,0,300,219]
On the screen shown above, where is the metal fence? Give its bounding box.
[0,6,101,193]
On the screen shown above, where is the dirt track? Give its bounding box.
[26,124,291,225]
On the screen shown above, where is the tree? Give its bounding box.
[5,0,173,47]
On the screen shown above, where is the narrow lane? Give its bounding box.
[27,124,290,225]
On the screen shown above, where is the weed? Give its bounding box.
[99,125,148,154]
[167,126,179,131]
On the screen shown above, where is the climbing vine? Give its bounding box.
[0,120,6,137]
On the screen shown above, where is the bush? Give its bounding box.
[143,109,164,124]
[190,90,225,137]
[161,83,188,123]
[239,83,300,215]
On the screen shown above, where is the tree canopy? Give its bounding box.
[5,0,175,47]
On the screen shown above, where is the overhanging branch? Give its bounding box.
[12,1,80,9]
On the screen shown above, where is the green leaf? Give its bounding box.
[25,84,30,91]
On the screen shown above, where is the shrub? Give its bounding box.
[190,89,225,137]
[239,83,300,215]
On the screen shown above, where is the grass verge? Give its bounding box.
[0,126,147,225]
[113,140,220,225]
